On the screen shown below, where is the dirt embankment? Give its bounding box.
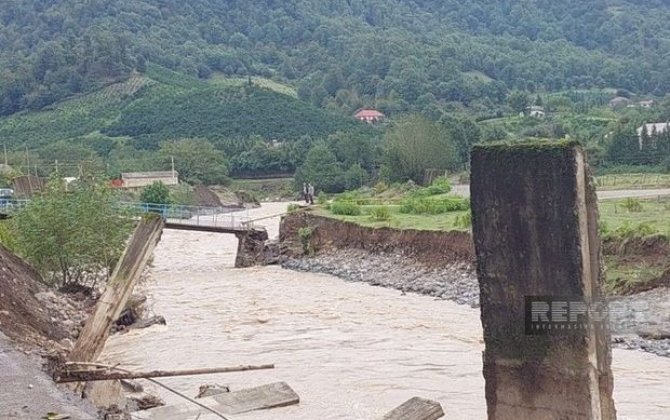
[0,245,73,347]
[280,211,669,295]
[279,212,474,267]
[603,234,670,294]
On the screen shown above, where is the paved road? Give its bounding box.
[452,185,670,200]
[0,333,96,419]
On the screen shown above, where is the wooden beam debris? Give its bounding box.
[382,397,445,420]
[57,364,275,384]
[69,216,164,365]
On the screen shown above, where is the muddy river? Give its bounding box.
[103,203,670,419]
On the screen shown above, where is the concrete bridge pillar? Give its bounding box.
[470,142,616,420]
[234,228,269,268]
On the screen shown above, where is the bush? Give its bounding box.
[368,206,392,221]
[330,201,362,216]
[140,181,171,205]
[399,197,470,215]
[334,191,371,205]
[606,221,658,240]
[620,198,643,212]
[287,203,300,213]
[425,176,452,195]
[317,192,328,205]
[297,227,314,255]
[0,222,18,252]
[13,177,133,287]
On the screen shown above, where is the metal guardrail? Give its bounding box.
[122,202,254,230]
[0,199,254,231]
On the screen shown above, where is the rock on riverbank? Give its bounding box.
[282,249,480,307]
[281,249,670,358]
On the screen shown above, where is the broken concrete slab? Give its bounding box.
[138,382,299,419]
[382,397,445,420]
[212,381,299,414]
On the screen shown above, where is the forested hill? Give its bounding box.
[2,0,670,117]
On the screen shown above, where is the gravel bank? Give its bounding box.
[281,249,670,358]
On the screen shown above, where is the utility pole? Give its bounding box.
[171,156,176,184]
[3,144,7,166]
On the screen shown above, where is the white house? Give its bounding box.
[121,171,179,188]
[521,105,545,118]
[639,100,655,108]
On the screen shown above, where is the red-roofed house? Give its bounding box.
[354,109,385,124]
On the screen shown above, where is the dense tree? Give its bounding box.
[140,181,172,205]
[2,0,670,118]
[294,142,345,193]
[12,176,132,287]
[508,91,530,114]
[158,138,229,185]
[382,115,458,184]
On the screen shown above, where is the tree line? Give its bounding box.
[2,0,670,119]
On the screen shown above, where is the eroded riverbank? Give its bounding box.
[103,203,670,419]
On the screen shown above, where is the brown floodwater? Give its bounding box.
[102,203,670,419]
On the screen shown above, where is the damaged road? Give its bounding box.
[0,332,97,419]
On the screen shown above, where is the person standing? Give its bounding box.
[308,183,315,205]
[302,182,309,203]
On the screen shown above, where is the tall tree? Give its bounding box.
[158,138,229,185]
[12,175,133,287]
[382,115,458,184]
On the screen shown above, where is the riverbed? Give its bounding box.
[103,203,670,419]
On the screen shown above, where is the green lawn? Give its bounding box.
[313,205,470,231]
[599,198,670,236]
[315,195,670,235]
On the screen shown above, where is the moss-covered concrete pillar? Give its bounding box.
[234,228,269,268]
[470,142,616,420]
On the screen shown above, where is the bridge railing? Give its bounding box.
[120,202,254,230]
[0,199,254,230]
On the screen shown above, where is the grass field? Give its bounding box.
[599,197,670,236]
[315,191,670,295]
[316,186,670,236]
[313,205,470,231]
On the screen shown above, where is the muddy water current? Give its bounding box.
[103,203,670,419]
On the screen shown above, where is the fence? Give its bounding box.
[595,174,670,189]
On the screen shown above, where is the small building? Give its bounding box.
[639,100,655,108]
[121,171,179,188]
[354,109,385,124]
[527,105,545,118]
[636,122,670,149]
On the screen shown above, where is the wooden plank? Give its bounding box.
[69,216,164,364]
[382,397,445,420]
[212,381,299,414]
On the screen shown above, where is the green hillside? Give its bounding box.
[0,65,373,178]
[2,0,670,118]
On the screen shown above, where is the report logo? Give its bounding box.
[525,296,609,335]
